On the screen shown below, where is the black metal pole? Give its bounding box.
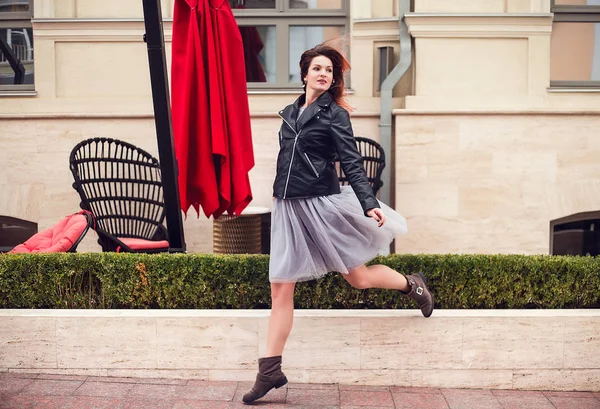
[142,0,186,253]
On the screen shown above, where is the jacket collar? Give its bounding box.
[279,91,333,133]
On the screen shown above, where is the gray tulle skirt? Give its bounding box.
[269,186,408,283]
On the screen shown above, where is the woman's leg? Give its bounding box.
[343,264,409,291]
[266,282,296,357]
[243,282,295,403]
[343,264,434,317]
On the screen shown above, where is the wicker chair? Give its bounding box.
[69,138,170,253]
[334,136,386,196]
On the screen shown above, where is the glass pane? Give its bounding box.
[551,22,600,81]
[554,0,600,5]
[0,27,34,85]
[290,0,342,9]
[0,0,29,13]
[288,25,345,82]
[238,25,276,82]
[229,0,276,9]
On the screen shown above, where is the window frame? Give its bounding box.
[0,0,34,92]
[231,0,350,90]
[551,0,600,88]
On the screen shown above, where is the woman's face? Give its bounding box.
[304,55,333,94]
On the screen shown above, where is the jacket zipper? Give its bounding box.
[278,107,321,198]
[303,152,319,178]
[279,113,299,199]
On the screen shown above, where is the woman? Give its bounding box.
[242,44,433,404]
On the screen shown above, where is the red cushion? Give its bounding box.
[9,214,88,254]
[117,238,169,251]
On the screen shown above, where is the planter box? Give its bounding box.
[0,309,598,391]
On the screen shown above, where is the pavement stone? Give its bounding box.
[0,372,598,409]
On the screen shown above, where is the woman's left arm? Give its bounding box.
[330,108,380,216]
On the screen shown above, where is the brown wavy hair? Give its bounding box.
[299,44,352,111]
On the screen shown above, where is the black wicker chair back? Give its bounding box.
[69,138,168,252]
[335,136,386,196]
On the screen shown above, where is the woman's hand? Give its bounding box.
[367,208,386,227]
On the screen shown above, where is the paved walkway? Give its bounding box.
[0,373,599,409]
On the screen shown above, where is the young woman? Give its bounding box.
[242,44,433,404]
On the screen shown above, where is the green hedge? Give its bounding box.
[0,253,599,309]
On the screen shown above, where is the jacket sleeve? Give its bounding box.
[330,108,380,215]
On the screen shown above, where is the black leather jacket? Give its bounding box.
[272,91,379,215]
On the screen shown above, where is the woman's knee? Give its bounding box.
[344,268,371,290]
[270,282,295,306]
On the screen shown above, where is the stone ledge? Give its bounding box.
[1,309,598,391]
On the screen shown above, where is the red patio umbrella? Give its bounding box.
[171,0,254,219]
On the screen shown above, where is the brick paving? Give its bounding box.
[0,372,599,409]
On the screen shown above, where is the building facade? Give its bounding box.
[1,0,599,254]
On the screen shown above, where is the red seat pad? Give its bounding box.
[9,214,88,253]
[117,238,169,250]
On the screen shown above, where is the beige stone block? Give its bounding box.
[395,147,428,183]
[507,0,533,12]
[557,150,600,182]
[4,152,74,187]
[563,318,600,369]
[0,184,45,221]
[351,117,381,143]
[396,183,459,218]
[182,217,214,254]
[309,370,411,386]
[513,370,600,391]
[463,333,563,370]
[549,181,600,222]
[412,370,513,389]
[55,42,151,98]
[108,369,209,380]
[458,184,521,219]
[361,318,463,370]
[415,0,505,12]
[156,318,258,370]
[56,318,157,368]
[492,151,557,182]
[458,116,589,153]
[416,38,528,97]
[397,216,548,254]
[0,318,57,368]
[53,0,75,18]
[396,116,460,152]
[12,368,109,376]
[76,0,143,18]
[427,151,493,184]
[259,317,361,370]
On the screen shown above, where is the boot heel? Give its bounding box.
[275,376,288,389]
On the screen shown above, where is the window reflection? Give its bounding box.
[289,0,342,9]
[288,26,345,82]
[551,22,600,81]
[0,0,29,13]
[0,27,34,85]
[228,0,276,9]
[238,25,276,82]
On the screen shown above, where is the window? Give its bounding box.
[551,0,600,88]
[0,0,34,91]
[229,0,349,89]
[550,211,600,256]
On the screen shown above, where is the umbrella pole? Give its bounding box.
[142,0,186,253]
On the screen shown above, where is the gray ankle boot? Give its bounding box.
[405,272,434,318]
[242,355,288,404]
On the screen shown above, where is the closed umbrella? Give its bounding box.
[171,0,254,219]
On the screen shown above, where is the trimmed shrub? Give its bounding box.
[0,253,598,309]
